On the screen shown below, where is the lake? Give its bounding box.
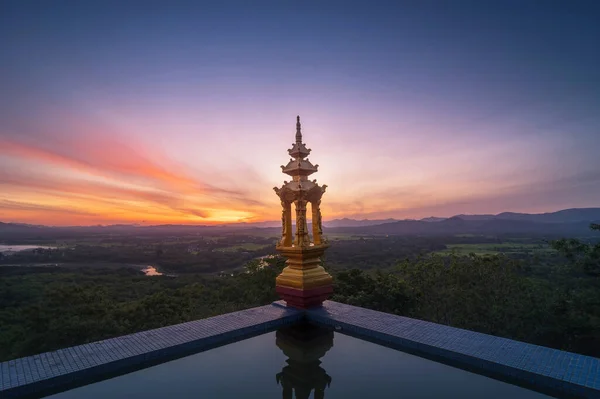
[142,266,163,276]
[0,245,53,253]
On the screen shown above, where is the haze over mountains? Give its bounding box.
[1,208,599,240]
[326,208,600,227]
[319,208,600,236]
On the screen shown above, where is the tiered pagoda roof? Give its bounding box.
[281,116,319,180]
[275,116,327,202]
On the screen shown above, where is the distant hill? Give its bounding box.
[326,218,599,237]
[215,221,281,228]
[453,214,496,221]
[321,208,600,236]
[444,208,600,224]
[324,218,398,228]
[0,222,42,231]
[1,208,599,239]
[324,208,600,227]
[494,208,600,223]
[420,217,447,222]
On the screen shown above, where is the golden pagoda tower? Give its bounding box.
[273,116,333,309]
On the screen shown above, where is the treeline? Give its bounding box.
[0,260,284,361]
[324,236,446,269]
[334,225,600,356]
[334,256,599,356]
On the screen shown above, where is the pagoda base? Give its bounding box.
[276,285,333,310]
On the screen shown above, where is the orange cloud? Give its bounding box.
[0,133,273,225]
[0,137,204,192]
[0,199,97,216]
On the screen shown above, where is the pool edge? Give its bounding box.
[306,301,600,399]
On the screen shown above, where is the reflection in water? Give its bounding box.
[275,324,334,399]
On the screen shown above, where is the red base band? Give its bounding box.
[276,285,333,309]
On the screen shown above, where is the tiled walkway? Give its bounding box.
[0,303,302,398]
[306,301,600,399]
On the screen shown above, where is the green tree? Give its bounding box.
[551,223,600,276]
[333,269,412,315]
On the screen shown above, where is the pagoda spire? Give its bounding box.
[296,115,302,144]
[283,115,316,178]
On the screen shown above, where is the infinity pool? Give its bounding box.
[49,324,552,399]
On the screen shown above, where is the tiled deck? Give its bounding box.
[1,300,599,398]
[306,301,600,399]
[0,304,302,398]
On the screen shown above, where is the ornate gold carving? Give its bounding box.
[275,245,332,289]
[280,204,286,242]
[311,200,322,245]
[284,201,293,247]
[294,199,310,248]
[276,265,333,289]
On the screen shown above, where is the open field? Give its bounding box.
[434,243,556,256]
[215,243,272,252]
[325,234,367,241]
[1,230,567,274]
[0,262,148,270]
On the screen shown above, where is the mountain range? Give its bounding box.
[324,208,600,227]
[1,208,599,239]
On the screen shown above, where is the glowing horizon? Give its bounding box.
[1,2,599,226]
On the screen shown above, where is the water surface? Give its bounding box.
[49,325,553,399]
[0,245,52,253]
[141,266,162,276]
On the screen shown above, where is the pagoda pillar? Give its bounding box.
[294,199,310,247]
[281,200,293,247]
[311,200,323,245]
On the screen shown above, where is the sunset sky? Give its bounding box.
[1,1,599,226]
